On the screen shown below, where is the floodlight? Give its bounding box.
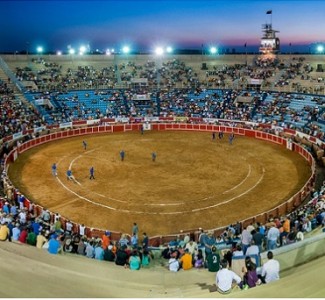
[317,45,324,53]
[106,49,111,55]
[155,47,164,56]
[79,45,86,54]
[69,48,75,55]
[122,46,130,54]
[210,47,217,54]
[56,51,62,56]
[36,46,43,54]
[166,46,173,53]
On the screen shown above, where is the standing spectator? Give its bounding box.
[142,232,149,251]
[79,224,86,236]
[241,226,252,255]
[260,251,280,284]
[132,222,139,237]
[252,227,264,253]
[267,223,280,250]
[245,240,260,257]
[131,233,138,249]
[82,140,87,150]
[216,259,242,294]
[279,216,290,247]
[102,231,111,250]
[203,231,216,259]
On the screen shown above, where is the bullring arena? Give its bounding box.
[8,125,312,237]
[1,52,325,297]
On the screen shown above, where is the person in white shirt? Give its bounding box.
[245,240,260,256]
[168,257,180,272]
[232,244,244,257]
[216,259,242,294]
[261,251,280,283]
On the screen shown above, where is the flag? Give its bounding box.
[244,43,247,48]
[266,10,272,14]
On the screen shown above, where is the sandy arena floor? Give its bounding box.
[8,130,311,236]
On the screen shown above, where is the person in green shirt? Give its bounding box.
[206,246,220,272]
[26,229,37,246]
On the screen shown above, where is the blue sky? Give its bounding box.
[1,0,324,53]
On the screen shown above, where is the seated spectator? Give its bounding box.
[141,249,151,267]
[36,230,48,249]
[242,256,261,288]
[206,246,220,272]
[129,250,141,270]
[85,240,95,258]
[48,234,61,255]
[77,237,86,255]
[104,244,116,262]
[115,245,129,267]
[179,248,193,270]
[11,223,21,241]
[232,244,244,257]
[260,251,280,284]
[194,249,204,268]
[216,259,242,294]
[94,241,104,260]
[63,236,74,253]
[168,253,180,272]
[18,227,28,243]
[26,228,37,246]
[0,221,10,241]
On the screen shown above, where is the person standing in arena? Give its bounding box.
[212,132,216,140]
[89,166,95,180]
[82,140,87,150]
[151,152,157,162]
[120,150,125,161]
[229,133,235,145]
[51,163,57,176]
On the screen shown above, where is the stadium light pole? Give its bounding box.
[37,46,43,61]
[155,47,164,89]
[317,45,324,54]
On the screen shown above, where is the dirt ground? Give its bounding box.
[8,130,311,236]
